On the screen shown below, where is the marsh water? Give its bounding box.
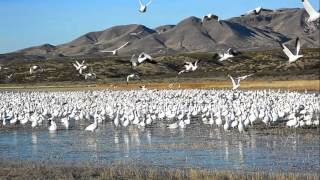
[0,122,319,172]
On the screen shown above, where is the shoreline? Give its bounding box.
[0,79,319,91]
[0,161,319,180]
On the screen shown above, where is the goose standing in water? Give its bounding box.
[48,119,57,132]
[85,118,98,132]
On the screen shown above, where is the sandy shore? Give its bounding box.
[0,80,319,91]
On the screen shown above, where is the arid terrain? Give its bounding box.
[0,48,319,90]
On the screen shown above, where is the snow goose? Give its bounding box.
[280,38,303,63]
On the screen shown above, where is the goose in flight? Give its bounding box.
[202,14,219,23]
[228,74,241,90]
[83,72,96,80]
[126,73,141,85]
[302,0,320,22]
[218,48,237,62]
[130,30,144,39]
[237,74,254,81]
[178,60,201,75]
[140,85,147,91]
[138,0,152,13]
[280,38,303,63]
[101,42,130,55]
[242,7,272,16]
[130,52,157,68]
[7,73,14,80]
[30,65,44,75]
[73,60,87,74]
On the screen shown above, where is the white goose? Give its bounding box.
[280,38,303,63]
[138,0,153,13]
[218,48,235,62]
[73,60,87,74]
[48,119,57,131]
[126,73,141,85]
[302,0,320,22]
[178,60,200,74]
[85,118,98,132]
[30,65,43,75]
[101,42,129,55]
[228,74,241,90]
[202,14,219,23]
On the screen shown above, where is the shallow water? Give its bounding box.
[0,122,319,172]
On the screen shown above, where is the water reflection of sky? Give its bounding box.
[0,124,319,172]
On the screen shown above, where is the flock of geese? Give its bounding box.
[0,0,319,89]
[0,89,319,133]
[0,1,319,134]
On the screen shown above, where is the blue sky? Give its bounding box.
[0,0,319,53]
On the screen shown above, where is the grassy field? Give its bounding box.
[0,48,319,86]
[0,161,319,180]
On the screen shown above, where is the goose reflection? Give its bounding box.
[123,132,130,157]
[224,140,229,161]
[86,135,98,160]
[146,129,152,146]
[238,141,244,165]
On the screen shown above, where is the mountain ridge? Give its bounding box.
[1,8,319,61]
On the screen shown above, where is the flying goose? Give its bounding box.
[130,52,157,68]
[302,0,320,22]
[280,38,303,63]
[138,0,153,13]
[228,74,241,90]
[126,73,141,85]
[178,60,201,75]
[130,30,144,39]
[242,7,272,16]
[83,73,96,80]
[218,48,238,62]
[29,65,44,75]
[101,42,130,55]
[202,14,219,23]
[237,74,254,81]
[73,60,87,74]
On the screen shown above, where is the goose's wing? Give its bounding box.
[73,63,79,69]
[228,75,237,87]
[101,50,114,53]
[138,0,143,6]
[302,0,318,16]
[76,61,81,66]
[280,43,294,58]
[116,42,129,51]
[295,37,301,55]
[126,75,131,84]
[146,0,152,6]
[130,54,136,62]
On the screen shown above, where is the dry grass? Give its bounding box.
[0,79,319,91]
[0,161,318,180]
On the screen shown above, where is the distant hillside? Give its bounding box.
[0,8,319,61]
